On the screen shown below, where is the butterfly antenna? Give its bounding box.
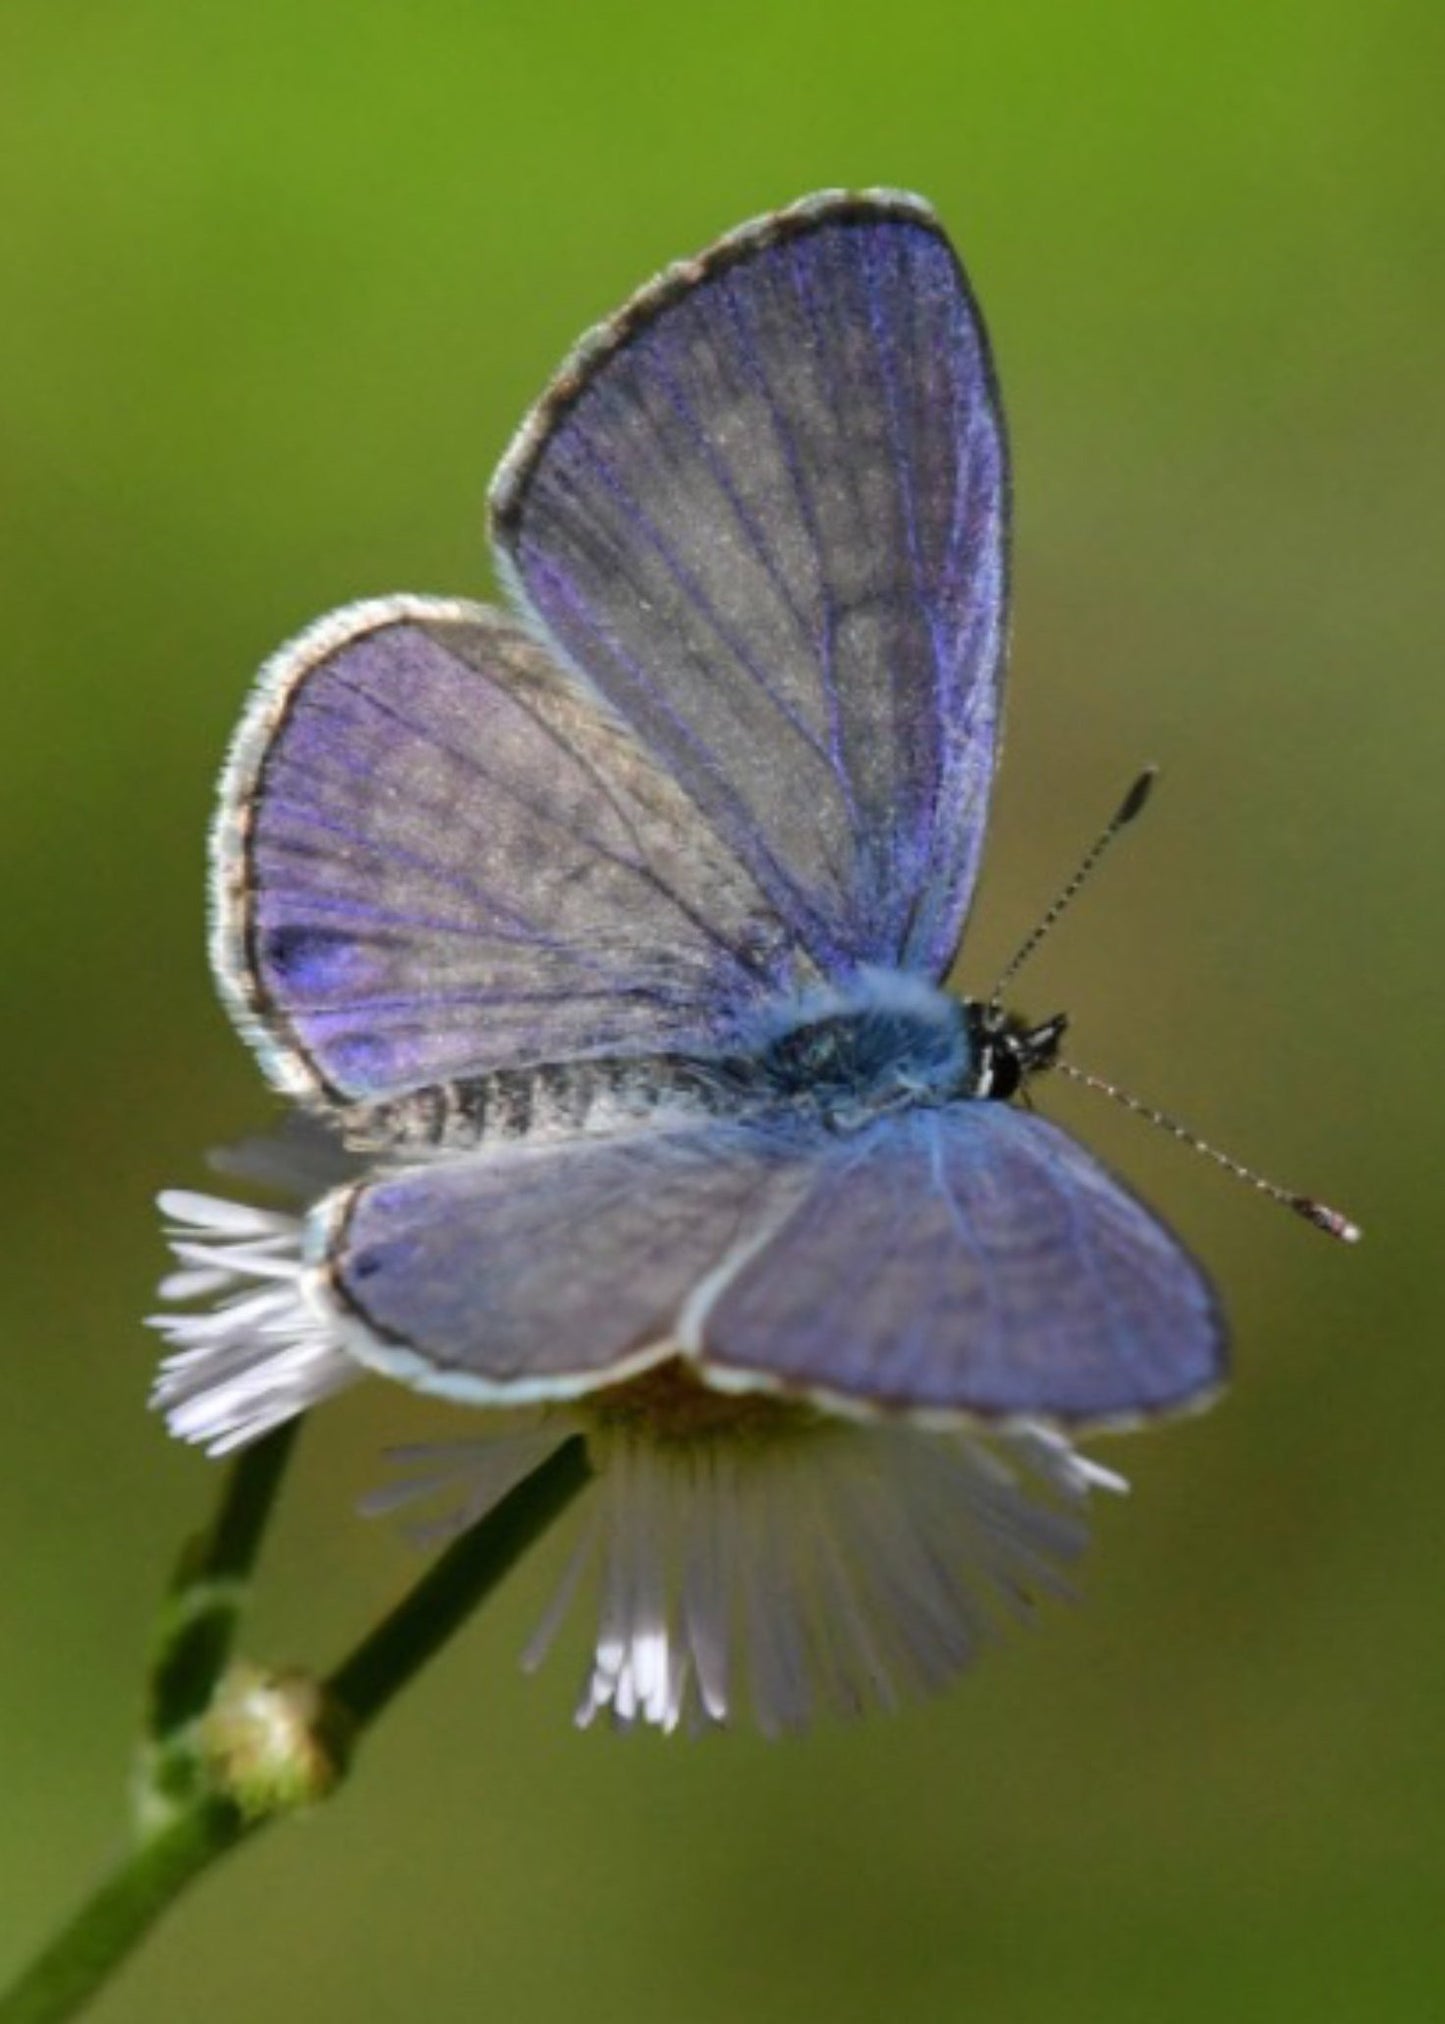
[989,767,1158,1011]
[1052,1059,1361,1243]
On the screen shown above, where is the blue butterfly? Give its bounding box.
[156,192,1356,1729]
[204,189,1229,1428]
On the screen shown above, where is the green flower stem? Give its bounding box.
[326,1433,590,1727]
[146,1423,302,1763]
[0,1802,254,2024]
[0,1434,592,2024]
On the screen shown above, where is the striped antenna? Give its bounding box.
[989,767,1157,1010]
[1053,1059,1361,1243]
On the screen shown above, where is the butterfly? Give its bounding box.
[199,187,1233,1435]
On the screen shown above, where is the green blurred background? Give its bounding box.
[2,2,1440,2017]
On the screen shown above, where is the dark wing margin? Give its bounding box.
[211,596,808,1107]
[489,188,1009,984]
[691,1104,1226,1428]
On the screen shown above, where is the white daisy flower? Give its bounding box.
[150,1184,1125,1736]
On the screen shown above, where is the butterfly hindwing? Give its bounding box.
[309,1118,819,1399]
[697,1103,1225,1424]
[312,1100,1224,1425]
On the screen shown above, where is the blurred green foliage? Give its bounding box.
[1,2,1440,2018]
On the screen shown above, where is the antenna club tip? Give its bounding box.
[1294,1198,1363,1245]
[1118,767,1159,825]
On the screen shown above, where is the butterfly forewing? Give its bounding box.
[491,190,1009,982]
[213,597,806,1105]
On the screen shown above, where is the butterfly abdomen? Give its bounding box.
[343,1053,754,1155]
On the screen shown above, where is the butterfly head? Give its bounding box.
[964,1002,1068,1102]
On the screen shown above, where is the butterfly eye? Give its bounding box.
[986,1051,1023,1101]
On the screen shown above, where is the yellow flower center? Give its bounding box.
[577,1357,820,1449]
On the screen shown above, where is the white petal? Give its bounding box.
[360,1422,571,1544]
[149,1190,358,1454]
[540,1408,1112,1737]
[1004,1422,1131,1501]
[158,1190,295,1237]
[206,1116,362,1199]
